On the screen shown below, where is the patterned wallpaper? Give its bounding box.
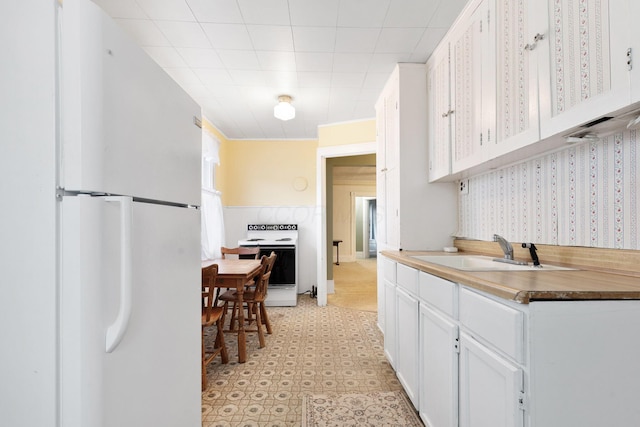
[457,130,639,249]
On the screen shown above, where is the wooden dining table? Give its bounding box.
[202,258,262,363]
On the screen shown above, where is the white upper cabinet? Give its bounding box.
[631,0,640,104]
[376,64,458,251]
[450,0,494,174]
[429,0,638,179]
[492,0,541,158]
[493,0,634,153]
[536,0,632,139]
[427,0,495,180]
[376,78,400,249]
[427,44,452,182]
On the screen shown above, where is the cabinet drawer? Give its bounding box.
[396,263,418,295]
[459,288,524,363]
[382,257,396,283]
[419,271,457,318]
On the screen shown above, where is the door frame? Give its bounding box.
[315,141,376,306]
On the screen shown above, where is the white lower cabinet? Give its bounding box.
[459,332,524,427]
[419,303,458,427]
[378,256,397,333]
[384,260,640,426]
[396,287,419,407]
[383,277,397,368]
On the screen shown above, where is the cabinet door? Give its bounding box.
[383,279,397,368]
[459,332,524,427]
[420,303,458,427]
[537,0,632,138]
[492,0,540,158]
[396,287,419,408]
[376,83,400,249]
[376,256,385,332]
[377,257,396,333]
[384,167,400,249]
[451,0,492,173]
[632,0,640,103]
[427,44,452,182]
[384,83,400,173]
[375,98,387,247]
[383,85,400,249]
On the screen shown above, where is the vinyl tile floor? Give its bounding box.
[201,295,405,426]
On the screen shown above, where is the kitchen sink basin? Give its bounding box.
[410,255,575,271]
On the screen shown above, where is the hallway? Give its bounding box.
[328,258,377,312]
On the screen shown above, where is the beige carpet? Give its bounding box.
[328,258,377,312]
[302,390,423,427]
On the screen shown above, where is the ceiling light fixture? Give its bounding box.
[274,95,295,121]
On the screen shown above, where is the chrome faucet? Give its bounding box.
[492,234,528,265]
[493,234,514,260]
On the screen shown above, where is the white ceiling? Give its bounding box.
[92,0,466,140]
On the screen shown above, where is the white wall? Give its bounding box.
[223,206,318,294]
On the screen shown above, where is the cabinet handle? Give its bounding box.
[442,111,449,118]
[524,33,544,51]
[380,167,388,172]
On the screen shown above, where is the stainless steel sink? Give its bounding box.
[410,255,575,271]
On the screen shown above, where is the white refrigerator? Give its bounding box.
[1,1,202,426]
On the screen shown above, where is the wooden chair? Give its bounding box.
[214,246,261,306]
[220,246,260,260]
[220,252,276,349]
[254,252,276,335]
[201,264,228,391]
[235,250,276,331]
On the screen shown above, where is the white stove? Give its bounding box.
[238,224,298,306]
[238,223,298,246]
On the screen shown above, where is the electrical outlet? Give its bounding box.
[459,179,469,195]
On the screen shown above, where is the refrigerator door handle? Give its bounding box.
[104,196,133,353]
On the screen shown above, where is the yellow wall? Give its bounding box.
[318,119,376,147]
[332,183,376,261]
[202,119,226,143]
[208,117,375,207]
[217,138,318,206]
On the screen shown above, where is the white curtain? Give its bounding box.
[201,128,224,260]
[201,189,224,260]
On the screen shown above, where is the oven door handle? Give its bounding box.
[253,246,296,250]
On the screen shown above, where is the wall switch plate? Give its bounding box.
[459,179,469,195]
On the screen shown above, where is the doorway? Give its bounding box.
[315,142,376,307]
[327,173,377,311]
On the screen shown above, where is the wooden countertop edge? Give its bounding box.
[380,250,640,304]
